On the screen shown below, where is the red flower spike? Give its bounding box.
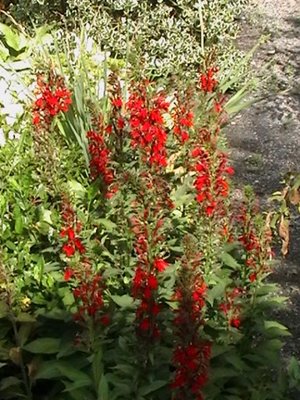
[126,87,169,168]
[64,267,74,281]
[153,258,168,272]
[230,318,241,329]
[249,272,257,282]
[100,314,110,326]
[112,97,123,108]
[86,129,116,193]
[62,243,75,257]
[139,318,151,331]
[67,227,75,241]
[32,73,72,129]
[147,274,158,290]
[172,251,210,400]
[200,68,218,93]
[74,238,85,254]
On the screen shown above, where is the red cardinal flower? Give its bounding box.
[62,243,75,257]
[64,267,74,281]
[153,258,168,272]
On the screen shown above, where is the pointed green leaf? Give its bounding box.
[220,253,240,269]
[98,375,109,400]
[139,380,167,396]
[24,338,60,354]
[110,295,134,308]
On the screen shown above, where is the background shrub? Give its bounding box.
[5,0,249,77]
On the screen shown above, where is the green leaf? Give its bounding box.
[288,356,300,383]
[0,376,22,391]
[37,307,69,320]
[34,360,61,380]
[67,180,87,199]
[97,218,117,232]
[264,320,289,331]
[39,208,52,225]
[207,280,228,305]
[18,323,34,346]
[92,350,103,389]
[255,339,283,364]
[224,353,247,371]
[0,23,26,52]
[138,380,167,396]
[211,368,239,380]
[13,205,24,234]
[211,344,231,358]
[262,321,291,338]
[98,375,109,400]
[255,284,278,296]
[219,252,240,269]
[16,313,36,323]
[0,301,8,318]
[63,379,92,393]
[171,179,193,208]
[23,337,60,354]
[0,23,20,51]
[35,360,92,385]
[0,41,9,60]
[58,363,92,385]
[110,295,134,308]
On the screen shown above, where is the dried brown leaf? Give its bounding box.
[9,347,21,365]
[279,215,289,256]
[289,188,300,205]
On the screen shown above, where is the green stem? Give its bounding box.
[10,314,32,400]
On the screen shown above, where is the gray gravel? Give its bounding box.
[226,0,300,360]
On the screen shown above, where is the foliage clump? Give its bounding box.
[6,0,249,77]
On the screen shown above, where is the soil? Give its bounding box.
[227,0,300,367]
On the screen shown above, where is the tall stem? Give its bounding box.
[10,315,32,400]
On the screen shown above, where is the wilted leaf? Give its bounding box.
[9,347,21,365]
[27,358,39,379]
[289,188,300,205]
[279,215,289,256]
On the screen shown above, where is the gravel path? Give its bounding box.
[227,0,300,359]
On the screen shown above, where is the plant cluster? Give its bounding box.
[0,60,297,400]
[0,2,298,399]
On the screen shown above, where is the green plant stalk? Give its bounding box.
[10,314,33,400]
